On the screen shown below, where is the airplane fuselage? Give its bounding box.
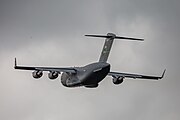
[61,62,110,88]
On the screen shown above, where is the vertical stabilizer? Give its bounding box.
[85,33,143,63]
[99,33,115,62]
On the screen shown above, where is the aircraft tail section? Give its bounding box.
[85,33,144,63]
[99,33,115,62]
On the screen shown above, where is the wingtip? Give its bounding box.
[160,69,166,79]
[14,58,17,68]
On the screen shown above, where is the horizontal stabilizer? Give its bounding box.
[85,34,144,41]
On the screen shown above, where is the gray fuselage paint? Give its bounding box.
[61,62,110,88]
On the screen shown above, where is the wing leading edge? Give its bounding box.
[14,58,76,73]
[108,69,166,80]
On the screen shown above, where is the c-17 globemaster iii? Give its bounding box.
[14,33,165,88]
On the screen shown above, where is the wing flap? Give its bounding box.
[15,65,76,73]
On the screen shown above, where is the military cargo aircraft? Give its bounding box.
[14,33,165,88]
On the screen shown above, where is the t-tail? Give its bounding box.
[85,33,144,63]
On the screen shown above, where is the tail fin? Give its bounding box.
[85,33,144,62]
[99,33,115,62]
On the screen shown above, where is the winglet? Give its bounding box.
[14,58,17,69]
[160,69,166,79]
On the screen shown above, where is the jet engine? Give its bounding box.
[48,71,59,80]
[112,76,124,85]
[32,70,43,79]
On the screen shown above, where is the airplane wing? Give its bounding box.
[108,70,166,80]
[14,58,76,74]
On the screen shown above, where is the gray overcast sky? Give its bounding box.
[0,0,180,120]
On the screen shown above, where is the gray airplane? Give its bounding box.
[14,33,165,88]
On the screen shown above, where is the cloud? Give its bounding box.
[0,0,180,120]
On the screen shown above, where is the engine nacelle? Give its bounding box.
[48,71,59,80]
[32,71,43,79]
[112,76,124,85]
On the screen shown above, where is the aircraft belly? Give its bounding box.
[61,62,110,87]
[81,64,110,85]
